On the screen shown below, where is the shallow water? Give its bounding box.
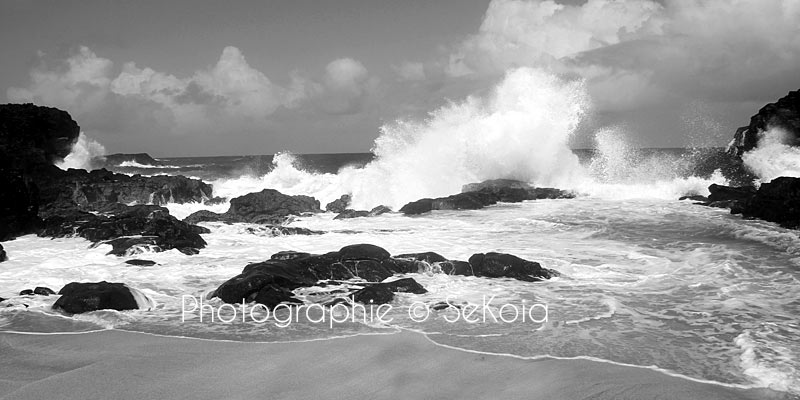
[2,198,799,394]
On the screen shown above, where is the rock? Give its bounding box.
[741,177,800,229]
[0,244,6,262]
[35,167,213,213]
[400,181,574,215]
[351,285,394,304]
[53,281,140,314]
[0,103,80,170]
[22,287,56,296]
[728,90,800,157]
[125,259,157,266]
[468,252,558,282]
[339,244,391,262]
[325,194,351,213]
[39,204,207,256]
[270,251,311,261]
[394,252,448,264]
[212,260,315,305]
[227,189,321,223]
[679,195,709,202]
[102,153,161,167]
[439,260,474,276]
[376,277,427,294]
[707,184,756,202]
[243,226,324,236]
[19,289,33,296]
[368,205,392,216]
[461,179,532,192]
[334,209,369,219]
[0,170,40,240]
[253,285,302,309]
[183,210,228,225]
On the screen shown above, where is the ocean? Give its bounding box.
[2,67,799,397]
[1,147,799,396]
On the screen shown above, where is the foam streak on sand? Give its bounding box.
[0,330,779,400]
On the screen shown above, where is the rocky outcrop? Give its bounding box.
[53,281,144,314]
[325,194,351,213]
[0,104,80,170]
[741,177,800,229]
[0,244,6,262]
[102,153,161,167]
[728,90,800,157]
[704,183,756,211]
[185,188,321,226]
[211,244,558,309]
[39,204,208,256]
[400,180,573,215]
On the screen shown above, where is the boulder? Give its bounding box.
[53,282,141,314]
[394,252,448,264]
[339,244,391,262]
[227,189,321,223]
[325,194,351,213]
[0,244,6,262]
[368,205,392,216]
[728,90,800,157]
[707,184,757,202]
[20,287,56,296]
[351,285,394,304]
[461,179,532,192]
[468,252,559,282]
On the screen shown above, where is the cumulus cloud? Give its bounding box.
[445,0,800,114]
[316,58,378,115]
[7,46,377,153]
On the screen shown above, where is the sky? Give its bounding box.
[1,0,799,156]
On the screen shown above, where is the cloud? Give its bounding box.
[393,61,426,82]
[316,58,378,115]
[447,0,800,112]
[7,46,378,153]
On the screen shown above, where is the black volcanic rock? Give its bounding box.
[728,90,800,157]
[741,177,800,229]
[20,287,56,296]
[400,180,573,215]
[228,189,321,223]
[0,161,41,241]
[339,243,391,262]
[351,285,394,304]
[325,194,351,213]
[53,281,141,314]
[212,244,557,308]
[0,244,6,262]
[468,252,559,282]
[707,184,756,202]
[0,103,80,170]
[40,204,207,256]
[334,209,369,219]
[125,259,157,266]
[102,153,161,167]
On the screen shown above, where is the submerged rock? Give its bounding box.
[102,153,161,167]
[351,285,394,304]
[125,259,157,266]
[19,287,56,296]
[53,281,141,314]
[334,209,369,219]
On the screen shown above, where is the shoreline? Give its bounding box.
[0,329,787,400]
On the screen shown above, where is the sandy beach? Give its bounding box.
[0,329,783,400]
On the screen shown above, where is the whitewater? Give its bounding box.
[3,67,800,396]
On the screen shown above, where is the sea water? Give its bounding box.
[2,67,799,396]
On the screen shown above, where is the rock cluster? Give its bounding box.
[212,244,559,308]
